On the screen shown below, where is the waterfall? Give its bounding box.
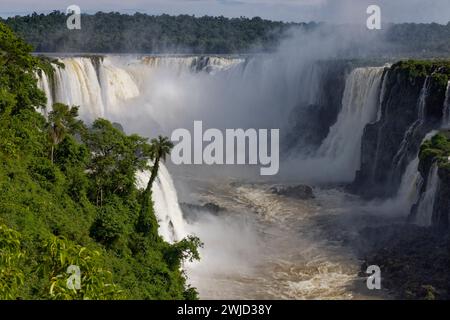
[140,56,244,74]
[38,55,245,125]
[392,76,431,169]
[98,57,140,115]
[52,57,106,121]
[136,163,187,243]
[393,158,423,212]
[37,56,229,243]
[305,67,385,182]
[443,81,450,128]
[414,162,440,227]
[375,69,389,122]
[36,72,53,115]
[390,130,438,213]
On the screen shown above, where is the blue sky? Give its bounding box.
[0,0,449,23]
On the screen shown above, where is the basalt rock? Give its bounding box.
[352,61,449,199]
[283,61,352,155]
[359,224,450,299]
[269,184,314,199]
[409,132,450,229]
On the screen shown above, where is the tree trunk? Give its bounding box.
[137,158,160,237]
[146,157,160,194]
[50,145,54,164]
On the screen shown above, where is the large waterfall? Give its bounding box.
[39,56,245,125]
[37,54,448,236]
[35,53,450,300]
[36,55,248,243]
[37,54,379,241]
[316,67,384,180]
[291,67,385,183]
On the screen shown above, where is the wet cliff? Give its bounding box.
[353,61,450,199]
[410,132,450,229]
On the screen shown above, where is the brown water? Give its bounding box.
[182,179,391,300]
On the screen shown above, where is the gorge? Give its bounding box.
[36,54,450,299]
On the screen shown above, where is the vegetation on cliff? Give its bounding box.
[420,131,450,172]
[0,22,200,300]
[392,60,450,87]
[361,133,450,300]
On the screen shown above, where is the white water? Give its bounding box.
[36,72,53,115]
[290,67,385,183]
[54,58,107,121]
[38,57,389,234]
[392,76,431,169]
[141,56,245,74]
[415,162,440,227]
[379,130,438,215]
[136,163,187,243]
[40,56,245,124]
[38,56,247,245]
[443,81,450,128]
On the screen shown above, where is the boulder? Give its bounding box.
[269,184,314,199]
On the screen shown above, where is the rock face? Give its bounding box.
[283,61,352,155]
[180,202,225,223]
[433,166,450,229]
[359,224,450,299]
[409,132,450,229]
[352,61,449,199]
[269,184,314,199]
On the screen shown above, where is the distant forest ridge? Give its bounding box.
[2,11,450,56]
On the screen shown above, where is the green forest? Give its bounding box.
[1,12,450,55]
[1,11,300,53]
[0,22,201,300]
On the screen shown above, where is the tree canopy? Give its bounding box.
[0,21,201,300]
[1,11,301,54]
[1,12,449,57]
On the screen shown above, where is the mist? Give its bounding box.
[78,23,392,183]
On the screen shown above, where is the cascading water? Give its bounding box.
[386,130,438,214]
[39,55,247,127]
[52,57,106,121]
[392,76,431,169]
[375,67,390,122]
[136,163,187,243]
[37,56,243,243]
[36,54,433,299]
[141,56,245,74]
[97,57,140,115]
[293,67,385,183]
[414,162,440,227]
[388,78,446,222]
[443,81,450,128]
[400,158,423,203]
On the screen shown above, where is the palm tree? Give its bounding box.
[145,135,174,193]
[47,103,79,163]
[136,135,173,237]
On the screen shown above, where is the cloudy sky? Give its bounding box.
[0,0,449,23]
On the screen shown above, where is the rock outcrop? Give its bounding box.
[353,61,450,199]
[269,184,314,199]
